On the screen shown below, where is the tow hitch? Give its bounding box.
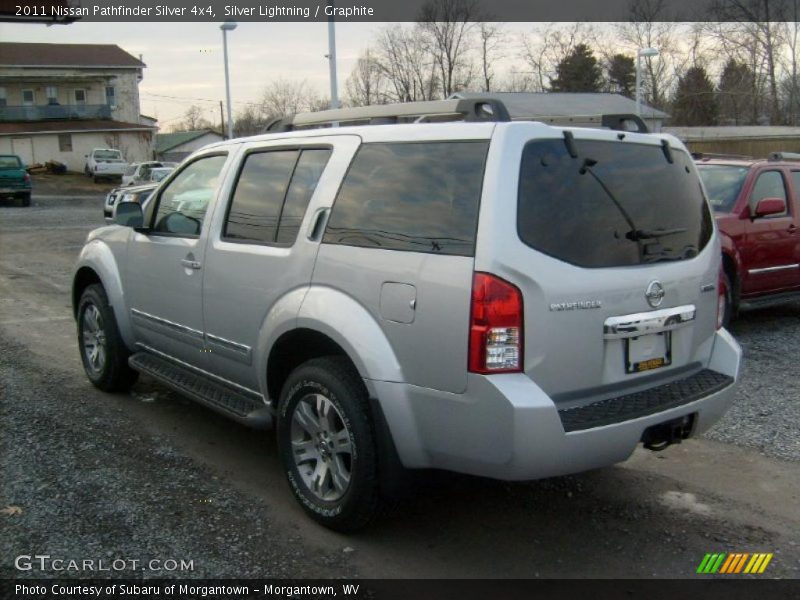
[642,414,695,451]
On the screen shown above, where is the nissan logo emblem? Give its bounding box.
[645,281,666,308]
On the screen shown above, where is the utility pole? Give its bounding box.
[327,1,339,111]
[219,101,225,136]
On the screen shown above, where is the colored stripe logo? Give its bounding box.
[697,552,773,574]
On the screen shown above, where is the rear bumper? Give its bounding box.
[372,328,741,480]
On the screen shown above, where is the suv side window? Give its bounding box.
[750,171,789,217]
[323,141,488,256]
[224,148,331,245]
[152,154,227,236]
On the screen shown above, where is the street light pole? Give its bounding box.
[636,47,659,117]
[220,21,238,139]
[327,1,339,111]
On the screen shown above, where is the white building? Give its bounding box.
[0,42,156,171]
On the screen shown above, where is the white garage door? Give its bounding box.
[11,137,34,166]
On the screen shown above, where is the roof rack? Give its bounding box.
[263,97,649,134]
[768,151,800,162]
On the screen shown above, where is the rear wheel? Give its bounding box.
[19,193,30,207]
[277,356,379,532]
[77,284,138,392]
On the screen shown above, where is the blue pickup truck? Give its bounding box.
[0,154,32,207]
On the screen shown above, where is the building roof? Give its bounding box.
[450,92,670,120]
[664,126,800,141]
[0,43,145,69]
[156,130,223,153]
[0,119,155,135]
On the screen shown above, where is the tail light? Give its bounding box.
[23,173,31,183]
[468,272,524,373]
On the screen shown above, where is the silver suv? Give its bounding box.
[72,98,741,531]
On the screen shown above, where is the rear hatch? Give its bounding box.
[478,125,719,407]
[0,155,29,189]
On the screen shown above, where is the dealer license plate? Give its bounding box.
[625,331,671,373]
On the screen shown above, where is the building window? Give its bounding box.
[105,86,116,107]
[58,134,73,152]
[46,86,58,105]
[74,89,86,105]
[0,87,6,107]
[22,89,35,106]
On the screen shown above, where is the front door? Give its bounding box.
[741,170,798,294]
[125,153,229,367]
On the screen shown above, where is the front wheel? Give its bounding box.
[277,357,379,532]
[77,284,138,392]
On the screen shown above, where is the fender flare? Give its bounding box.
[73,240,134,348]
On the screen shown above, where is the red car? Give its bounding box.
[697,152,800,326]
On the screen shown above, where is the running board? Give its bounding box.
[739,290,800,312]
[129,352,272,429]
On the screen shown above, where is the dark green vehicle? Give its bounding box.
[0,154,32,207]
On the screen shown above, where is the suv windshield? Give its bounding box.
[696,165,749,213]
[94,150,121,160]
[517,139,713,268]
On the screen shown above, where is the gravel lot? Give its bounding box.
[1,191,798,580]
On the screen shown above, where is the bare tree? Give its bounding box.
[172,104,214,132]
[345,49,387,107]
[615,0,688,110]
[258,78,323,119]
[477,22,505,92]
[417,0,482,97]
[519,23,596,92]
[706,0,789,123]
[373,24,439,102]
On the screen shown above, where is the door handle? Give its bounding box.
[180,258,202,270]
[789,224,797,234]
[307,208,330,241]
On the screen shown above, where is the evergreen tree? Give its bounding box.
[606,54,636,98]
[717,59,756,125]
[672,66,718,126]
[550,44,603,93]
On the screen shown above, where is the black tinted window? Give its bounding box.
[276,149,331,244]
[224,150,298,243]
[324,142,488,256]
[518,139,713,268]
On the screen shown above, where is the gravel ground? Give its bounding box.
[0,333,356,579]
[705,303,800,463]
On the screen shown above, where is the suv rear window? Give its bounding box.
[518,139,712,268]
[323,141,488,256]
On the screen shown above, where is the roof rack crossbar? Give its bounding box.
[262,97,649,134]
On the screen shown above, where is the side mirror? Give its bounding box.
[753,197,786,218]
[113,201,145,228]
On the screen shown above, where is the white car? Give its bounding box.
[85,149,128,183]
[122,161,173,187]
[148,167,175,183]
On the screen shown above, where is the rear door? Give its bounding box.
[479,125,719,404]
[201,135,360,392]
[741,169,798,294]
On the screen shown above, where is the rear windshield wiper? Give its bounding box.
[626,227,687,241]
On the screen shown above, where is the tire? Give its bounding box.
[277,356,379,532]
[720,271,733,329]
[93,176,100,184]
[77,284,138,392]
[19,193,30,207]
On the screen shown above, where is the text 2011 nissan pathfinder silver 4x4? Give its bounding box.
[72,98,741,531]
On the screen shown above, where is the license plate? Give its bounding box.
[0,188,15,194]
[625,331,671,373]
